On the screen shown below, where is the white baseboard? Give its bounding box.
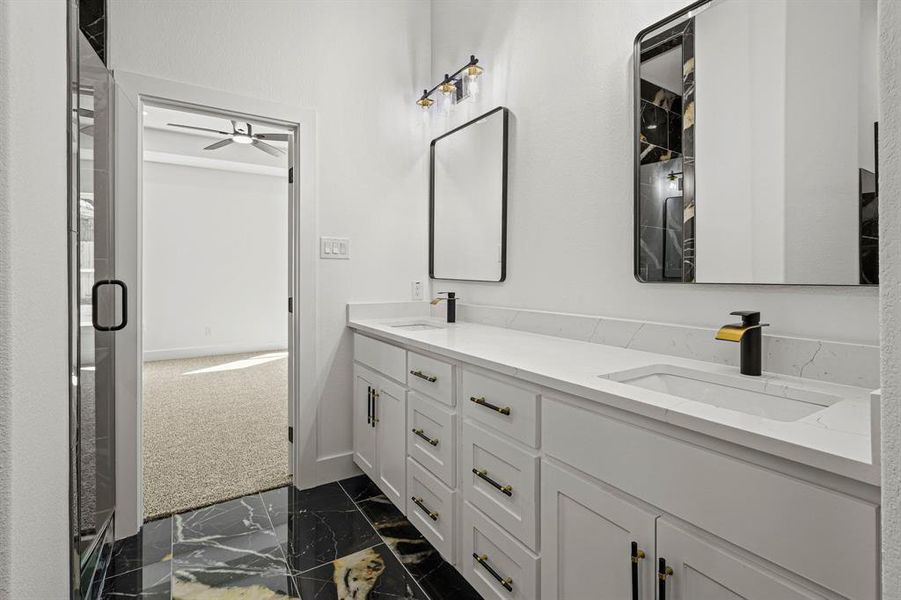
[143,341,287,362]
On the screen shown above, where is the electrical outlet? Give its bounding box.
[411,280,424,301]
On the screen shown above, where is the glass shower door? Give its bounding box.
[73,30,119,595]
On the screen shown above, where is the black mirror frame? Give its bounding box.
[429,106,509,283]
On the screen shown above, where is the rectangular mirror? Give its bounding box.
[634,0,878,285]
[430,106,508,282]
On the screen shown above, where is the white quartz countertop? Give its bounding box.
[348,316,878,486]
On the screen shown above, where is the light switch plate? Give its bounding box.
[320,237,350,259]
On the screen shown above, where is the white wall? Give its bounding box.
[695,0,786,283]
[109,0,431,482]
[430,0,878,345]
[880,0,901,594]
[782,0,864,284]
[0,0,70,597]
[695,0,871,285]
[142,161,288,361]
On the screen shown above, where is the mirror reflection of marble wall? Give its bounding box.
[635,0,878,285]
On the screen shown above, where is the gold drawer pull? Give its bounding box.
[472,468,513,496]
[470,396,511,416]
[411,496,439,521]
[473,553,513,591]
[410,369,438,383]
[412,428,439,446]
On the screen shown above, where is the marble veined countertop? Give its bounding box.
[348,315,878,486]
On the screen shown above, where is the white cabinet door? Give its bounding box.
[375,375,407,510]
[541,460,657,600]
[353,365,378,478]
[656,518,825,600]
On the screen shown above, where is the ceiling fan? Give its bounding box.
[167,120,289,157]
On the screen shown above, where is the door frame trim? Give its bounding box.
[112,71,318,539]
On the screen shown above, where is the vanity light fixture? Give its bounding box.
[416,55,484,112]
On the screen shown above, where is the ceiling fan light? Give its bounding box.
[232,134,253,145]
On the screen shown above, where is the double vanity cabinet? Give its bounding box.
[350,322,879,600]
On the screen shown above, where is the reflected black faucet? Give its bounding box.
[715,311,769,376]
[431,291,456,323]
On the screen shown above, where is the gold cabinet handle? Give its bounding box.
[473,553,513,591]
[472,468,513,496]
[411,496,439,521]
[470,396,511,416]
[411,428,439,446]
[410,369,438,383]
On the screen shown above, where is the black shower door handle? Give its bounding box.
[91,279,128,331]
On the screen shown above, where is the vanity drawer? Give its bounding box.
[407,457,456,562]
[462,368,539,447]
[407,351,454,406]
[407,391,456,486]
[463,502,539,600]
[462,422,539,550]
[354,333,406,383]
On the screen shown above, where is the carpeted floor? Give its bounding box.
[142,351,291,520]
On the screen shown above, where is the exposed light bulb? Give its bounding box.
[464,64,483,99]
[438,79,456,114]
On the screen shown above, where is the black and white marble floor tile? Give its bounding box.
[338,475,482,600]
[172,498,298,599]
[175,493,272,541]
[261,482,382,574]
[106,517,173,577]
[101,478,484,600]
[99,561,171,600]
[294,543,428,600]
[100,517,173,599]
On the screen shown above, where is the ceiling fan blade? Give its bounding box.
[204,138,235,151]
[252,139,286,157]
[253,132,290,142]
[168,123,232,135]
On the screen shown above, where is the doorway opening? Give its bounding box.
[140,103,293,520]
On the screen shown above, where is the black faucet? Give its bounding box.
[431,291,456,323]
[715,311,769,376]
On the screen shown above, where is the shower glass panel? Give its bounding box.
[74,30,116,584]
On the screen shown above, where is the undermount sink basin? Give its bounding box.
[603,364,841,422]
[390,322,445,331]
